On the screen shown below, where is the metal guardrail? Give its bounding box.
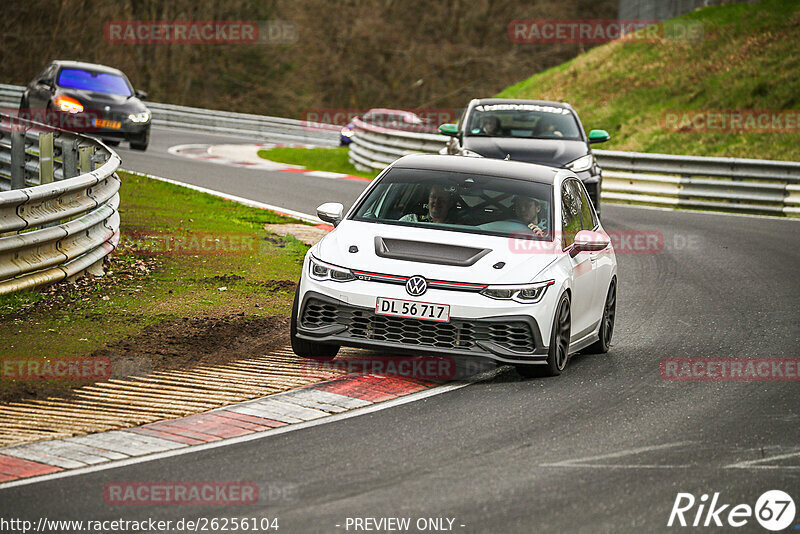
[0,112,121,295]
[1,84,339,147]
[348,118,800,217]
[5,82,798,217]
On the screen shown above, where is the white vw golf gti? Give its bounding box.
[291,155,617,376]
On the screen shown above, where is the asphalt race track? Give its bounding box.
[2,126,798,533]
[116,127,368,215]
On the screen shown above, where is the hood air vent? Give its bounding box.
[374,237,490,267]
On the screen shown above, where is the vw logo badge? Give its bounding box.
[406,275,427,296]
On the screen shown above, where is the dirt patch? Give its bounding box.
[202,274,246,284]
[91,314,290,378]
[264,223,328,246]
[262,235,287,247]
[0,255,158,320]
[1,312,291,404]
[252,279,297,292]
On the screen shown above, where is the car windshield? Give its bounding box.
[57,68,133,97]
[351,168,553,240]
[467,103,582,140]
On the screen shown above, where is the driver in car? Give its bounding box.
[513,196,548,236]
[480,115,501,136]
[400,185,457,224]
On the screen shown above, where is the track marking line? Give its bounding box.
[726,450,800,470]
[539,441,692,468]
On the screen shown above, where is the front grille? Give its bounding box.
[301,298,535,354]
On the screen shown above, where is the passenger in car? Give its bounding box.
[513,196,548,236]
[400,185,457,224]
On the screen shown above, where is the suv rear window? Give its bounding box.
[467,103,581,140]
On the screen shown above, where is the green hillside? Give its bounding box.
[498,0,800,161]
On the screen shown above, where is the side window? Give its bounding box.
[561,181,581,249]
[576,182,598,230]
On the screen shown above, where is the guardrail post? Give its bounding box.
[78,145,94,174]
[39,132,54,184]
[91,151,108,170]
[10,127,26,189]
[61,139,78,179]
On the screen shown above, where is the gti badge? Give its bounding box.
[406,275,427,296]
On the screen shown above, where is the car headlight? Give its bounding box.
[128,111,151,123]
[309,256,356,282]
[54,95,83,113]
[567,154,594,173]
[481,280,554,303]
[460,149,483,158]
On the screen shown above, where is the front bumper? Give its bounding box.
[94,122,150,142]
[295,283,552,365]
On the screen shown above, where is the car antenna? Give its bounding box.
[504,154,511,160]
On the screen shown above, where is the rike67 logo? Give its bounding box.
[668,490,796,531]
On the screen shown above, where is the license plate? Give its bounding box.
[375,297,450,322]
[94,118,121,129]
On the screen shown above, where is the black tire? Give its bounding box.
[516,293,571,378]
[19,95,28,111]
[290,284,339,361]
[586,279,616,354]
[130,128,150,151]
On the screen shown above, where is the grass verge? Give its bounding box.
[497,0,800,161]
[257,146,379,179]
[0,170,310,402]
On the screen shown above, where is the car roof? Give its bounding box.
[471,98,573,111]
[50,60,126,76]
[389,154,566,185]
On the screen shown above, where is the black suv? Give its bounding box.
[439,98,609,211]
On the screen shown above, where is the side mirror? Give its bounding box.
[588,129,610,144]
[37,79,54,89]
[570,230,610,257]
[134,89,148,100]
[317,202,344,227]
[438,123,459,137]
